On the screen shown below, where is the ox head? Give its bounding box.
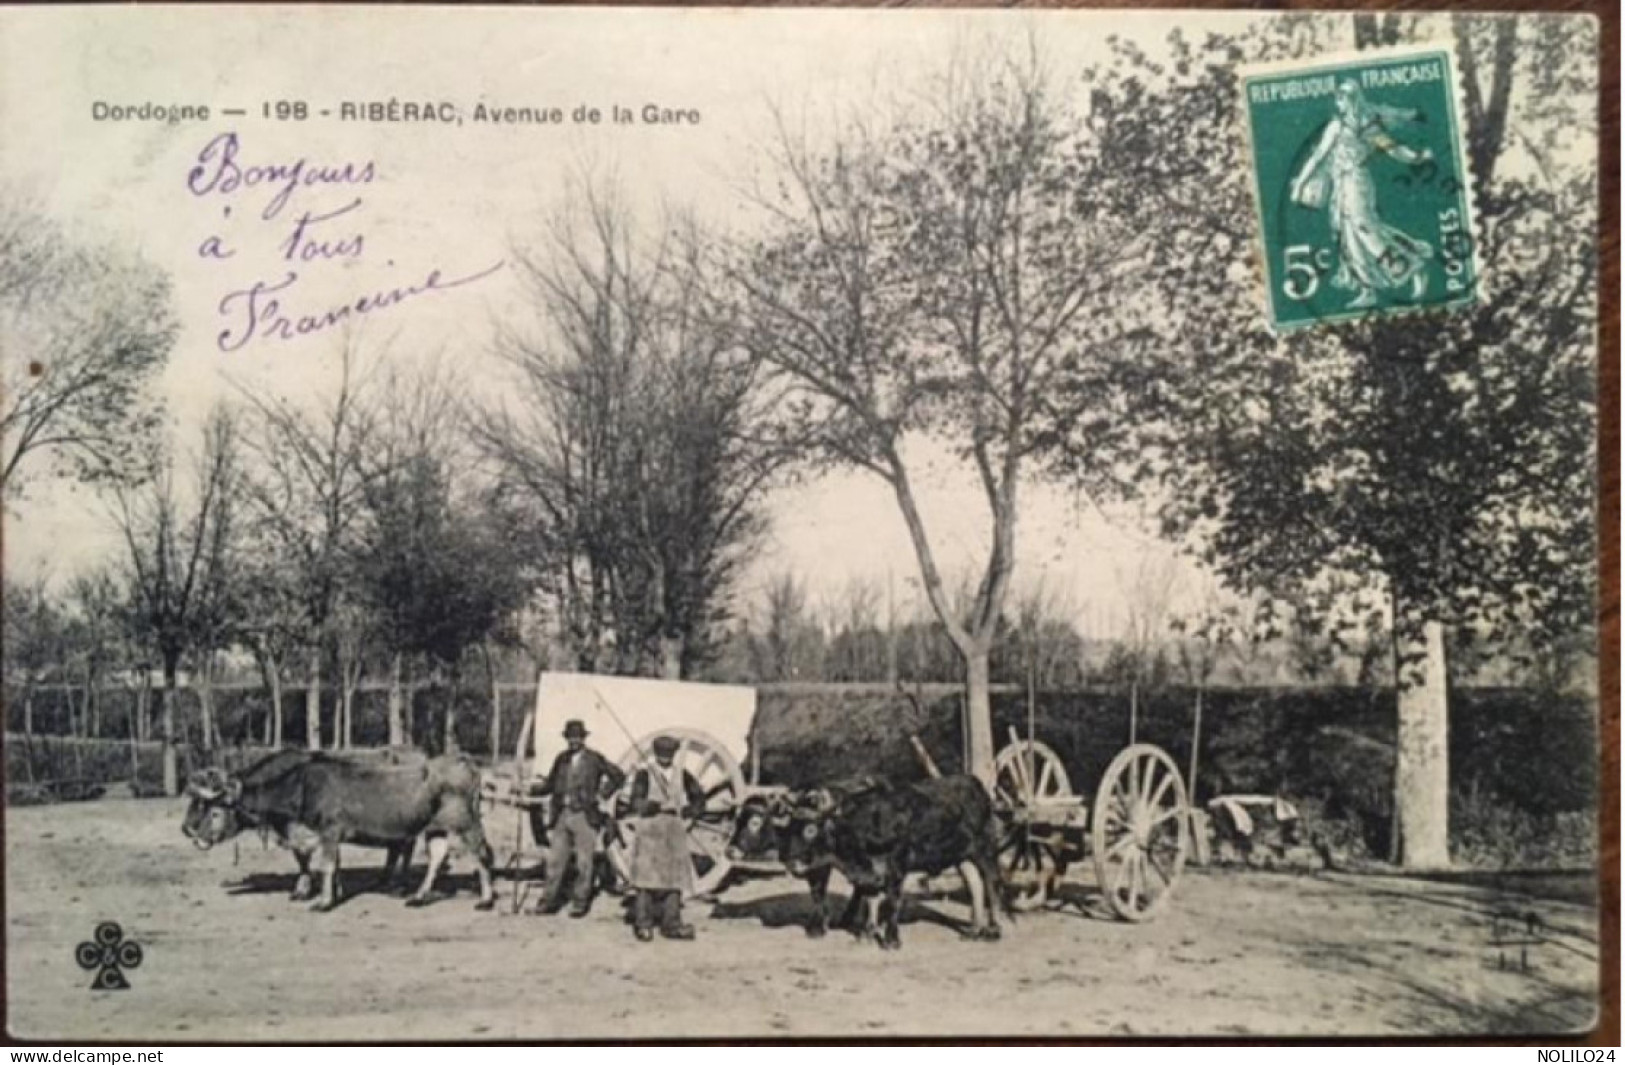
[180,767,246,849]
[726,787,838,877]
[726,789,838,873]
[725,795,780,862]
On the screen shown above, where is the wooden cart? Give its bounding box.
[480,673,765,909]
[991,729,1191,921]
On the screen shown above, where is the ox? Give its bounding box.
[182,749,496,912]
[731,775,1009,949]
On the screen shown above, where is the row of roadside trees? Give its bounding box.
[2,12,1597,868]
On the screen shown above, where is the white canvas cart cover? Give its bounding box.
[530,672,758,773]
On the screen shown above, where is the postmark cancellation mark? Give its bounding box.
[1239,44,1481,330]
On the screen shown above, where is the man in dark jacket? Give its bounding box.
[628,734,707,941]
[534,719,625,916]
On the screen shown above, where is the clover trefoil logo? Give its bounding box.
[75,921,143,990]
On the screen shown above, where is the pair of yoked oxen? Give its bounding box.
[182,750,1011,948]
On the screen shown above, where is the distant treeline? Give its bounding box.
[9,681,1596,857]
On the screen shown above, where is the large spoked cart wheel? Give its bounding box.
[605,727,745,899]
[1091,743,1190,922]
[992,736,1076,912]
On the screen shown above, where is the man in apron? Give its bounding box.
[629,735,706,941]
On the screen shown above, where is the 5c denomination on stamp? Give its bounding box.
[1239,43,1480,330]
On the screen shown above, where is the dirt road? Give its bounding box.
[5,797,1599,1040]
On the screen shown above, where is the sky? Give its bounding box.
[0,5,1386,637]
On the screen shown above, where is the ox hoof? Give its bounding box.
[804,924,826,939]
[404,896,432,909]
[310,901,337,913]
[967,925,1002,942]
[474,898,496,912]
[878,938,901,952]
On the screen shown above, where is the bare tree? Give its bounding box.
[1005,581,1085,690]
[747,571,826,682]
[63,572,111,738]
[826,576,886,681]
[111,408,241,794]
[477,186,782,679]
[237,342,380,750]
[2,575,66,743]
[1,203,173,495]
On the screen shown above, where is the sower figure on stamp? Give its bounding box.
[535,719,625,917]
[1290,79,1434,309]
[628,735,706,942]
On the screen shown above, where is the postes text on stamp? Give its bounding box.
[1239,44,1480,330]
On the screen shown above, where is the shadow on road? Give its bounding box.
[710,887,985,938]
[223,866,492,909]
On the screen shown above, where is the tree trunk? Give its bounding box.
[962,649,996,785]
[305,644,322,751]
[659,636,684,680]
[485,644,502,760]
[136,674,149,743]
[160,656,180,798]
[1188,684,1205,804]
[388,653,407,747]
[128,682,142,782]
[443,665,460,754]
[1393,615,1451,869]
[198,652,216,752]
[269,661,284,747]
[339,682,353,750]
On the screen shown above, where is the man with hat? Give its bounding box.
[627,734,706,941]
[535,719,625,916]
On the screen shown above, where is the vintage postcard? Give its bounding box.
[0,5,1604,1042]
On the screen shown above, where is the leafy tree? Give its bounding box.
[1,203,173,494]
[738,45,1151,781]
[1078,14,1597,865]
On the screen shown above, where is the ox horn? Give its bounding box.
[793,787,836,817]
[186,767,237,802]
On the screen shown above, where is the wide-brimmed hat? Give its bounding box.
[651,735,680,758]
[562,719,588,739]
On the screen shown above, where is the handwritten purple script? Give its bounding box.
[186,132,504,353]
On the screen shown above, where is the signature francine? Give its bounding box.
[215,263,505,353]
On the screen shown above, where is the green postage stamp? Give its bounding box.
[1239,44,1480,330]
